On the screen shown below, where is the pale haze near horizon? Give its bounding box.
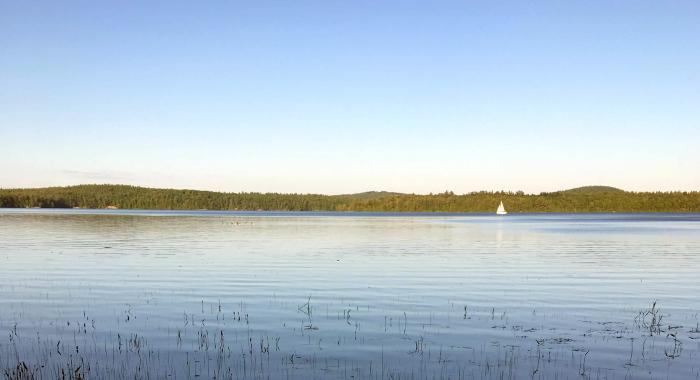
[1,1,699,195]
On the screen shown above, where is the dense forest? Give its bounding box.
[0,184,698,212]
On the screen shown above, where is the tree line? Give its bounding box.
[0,184,698,212]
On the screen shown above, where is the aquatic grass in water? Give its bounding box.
[1,210,699,378]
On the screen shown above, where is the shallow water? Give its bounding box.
[1,209,699,379]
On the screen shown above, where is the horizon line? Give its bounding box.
[4,183,698,196]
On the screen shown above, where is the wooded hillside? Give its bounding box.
[1,185,698,212]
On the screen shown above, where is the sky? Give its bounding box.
[1,1,699,194]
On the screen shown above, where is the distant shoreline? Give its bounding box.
[1,184,698,213]
[2,208,700,218]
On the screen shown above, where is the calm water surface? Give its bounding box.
[1,209,699,379]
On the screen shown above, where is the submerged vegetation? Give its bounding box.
[3,297,697,379]
[0,184,698,212]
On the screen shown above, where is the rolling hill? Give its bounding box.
[0,184,698,212]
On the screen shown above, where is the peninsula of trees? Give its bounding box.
[0,185,698,213]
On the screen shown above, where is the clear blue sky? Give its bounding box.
[1,1,698,194]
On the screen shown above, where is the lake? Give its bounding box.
[1,209,699,379]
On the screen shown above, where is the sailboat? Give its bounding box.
[496,201,508,215]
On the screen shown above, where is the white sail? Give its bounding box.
[496,201,507,215]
